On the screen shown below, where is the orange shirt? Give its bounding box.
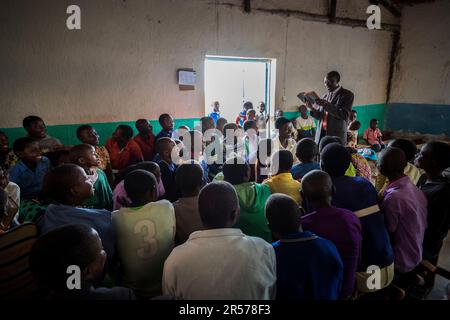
[105,138,143,171]
[133,134,155,161]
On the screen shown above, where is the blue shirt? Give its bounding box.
[291,162,320,180]
[155,129,173,141]
[9,157,51,200]
[331,176,394,270]
[158,160,178,202]
[273,231,343,300]
[209,112,220,125]
[37,204,115,264]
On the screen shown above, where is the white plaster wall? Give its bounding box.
[0,0,394,128]
[390,0,450,105]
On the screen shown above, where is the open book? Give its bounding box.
[297,91,321,105]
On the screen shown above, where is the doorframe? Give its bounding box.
[204,55,277,134]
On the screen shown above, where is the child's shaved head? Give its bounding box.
[30,224,106,292]
[378,147,407,180]
[302,170,333,205]
[198,181,239,229]
[320,143,351,177]
[124,169,158,206]
[266,193,302,236]
[176,162,204,197]
[69,144,95,165]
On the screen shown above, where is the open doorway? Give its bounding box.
[204,55,276,132]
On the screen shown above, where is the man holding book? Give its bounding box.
[302,71,354,144]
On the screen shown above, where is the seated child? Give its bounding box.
[215,117,228,135]
[133,119,156,161]
[293,105,316,140]
[182,130,209,184]
[415,141,450,264]
[69,144,113,210]
[9,137,51,200]
[263,150,302,204]
[255,138,273,183]
[347,121,361,149]
[246,109,256,122]
[320,136,371,181]
[37,164,115,263]
[173,162,205,245]
[155,114,174,140]
[0,131,18,168]
[162,181,276,300]
[222,156,272,242]
[22,116,62,153]
[272,117,298,164]
[320,143,394,294]
[266,193,343,300]
[113,169,175,298]
[375,139,422,196]
[415,141,450,290]
[378,147,427,277]
[243,120,259,165]
[106,125,143,172]
[363,119,385,152]
[155,138,178,202]
[76,125,113,183]
[301,170,362,299]
[113,161,164,210]
[0,165,20,229]
[199,116,215,134]
[30,224,134,300]
[291,138,320,180]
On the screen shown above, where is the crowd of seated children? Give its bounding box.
[363,118,385,152]
[301,169,362,299]
[318,143,394,294]
[263,150,301,204]
[415,141,450,290]
[113,161,164,210]
[162,181,276,299]
[30,224,135,300]
[155,114,174,140]
[76,125,113,184]
[293,105,316,140]
[291,138,320,180]
[133,119,155,161]
[375,139,423,197]
[272,117,298,165]
[378,147,428,286]
[236,101,253,126]
[1,110,450,301]
[23,116,62,154]
[69,144,113,210]
[266,193,343,300]
[172,162,205,245]
[106,125,143,172]
[36,164,115,265]
[9,137,51,201]
[222,156,272,242]
[113,169,175,299]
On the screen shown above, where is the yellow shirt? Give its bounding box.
[263,173,302,204]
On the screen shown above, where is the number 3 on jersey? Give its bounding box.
[134,220,158,258]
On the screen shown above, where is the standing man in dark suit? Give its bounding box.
[307,71,354,144]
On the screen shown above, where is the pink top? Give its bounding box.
[363,128,383,145]
[113,179,166,211]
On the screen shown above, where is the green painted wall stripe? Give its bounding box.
[0,104,386,147]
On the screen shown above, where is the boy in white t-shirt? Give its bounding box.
[113,169,175,298]
[293,105,316,140]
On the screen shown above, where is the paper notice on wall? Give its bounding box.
[178,70,196,86]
